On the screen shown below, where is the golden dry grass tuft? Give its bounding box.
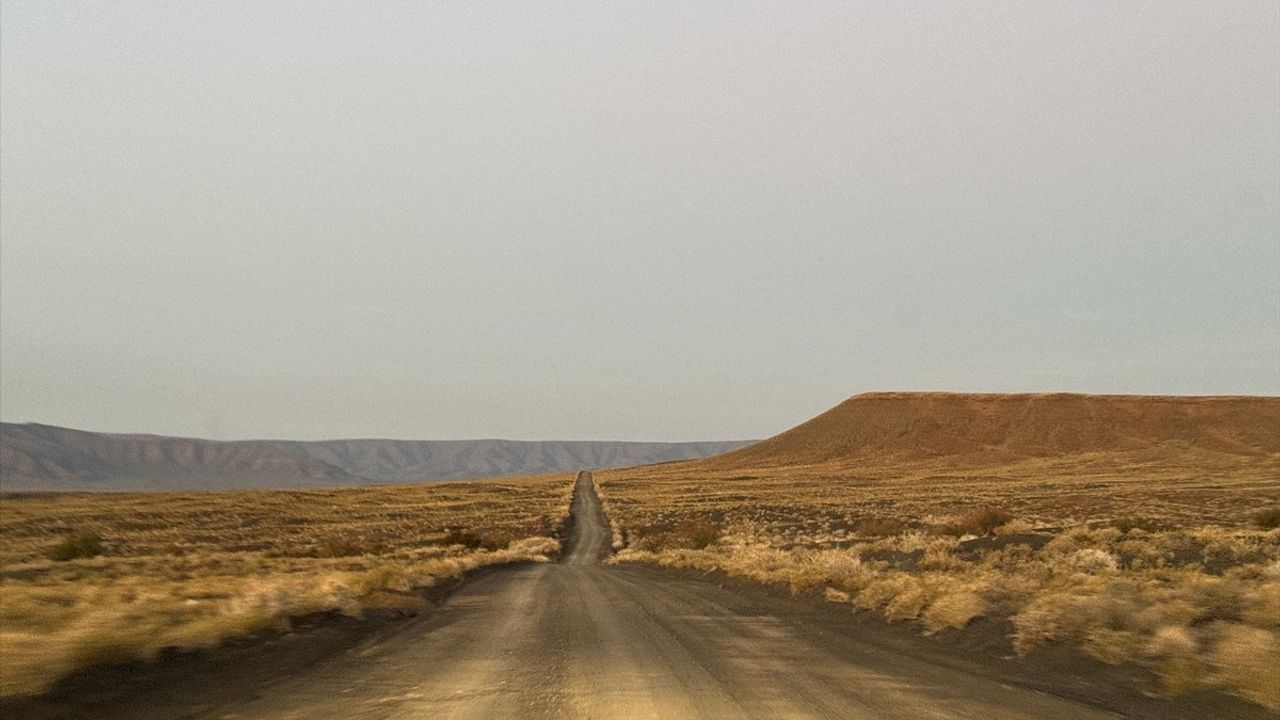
[0,474,574,697]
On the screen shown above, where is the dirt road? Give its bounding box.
[10,472,1258,720]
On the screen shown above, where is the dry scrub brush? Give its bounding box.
[596,449,1280,711]
[0,474,575,697]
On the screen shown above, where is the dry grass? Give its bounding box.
[596,447,1280,710]
[939,507,1013,536]
[0,475,574,697]
[1254,507,1280,530]
[46,530,104,561]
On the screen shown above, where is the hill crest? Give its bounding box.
[708,392,1280,468]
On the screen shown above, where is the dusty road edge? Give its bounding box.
[604,562,1267,719]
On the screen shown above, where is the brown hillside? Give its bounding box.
[708,393,1280,468]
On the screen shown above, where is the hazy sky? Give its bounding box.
[2,1,1278,441]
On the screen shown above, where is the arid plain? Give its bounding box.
[0,476,572,697]
[1,392,1278,718]
[598,393,1280,710]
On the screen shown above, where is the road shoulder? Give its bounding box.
[608,562,1268,720]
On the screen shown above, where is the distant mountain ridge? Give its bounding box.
[274,438,755,484]
[0,423,751,491]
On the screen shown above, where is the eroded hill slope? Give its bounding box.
[708,392,1280,468]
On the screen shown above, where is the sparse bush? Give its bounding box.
[1157,657,1203,696]
[1147,625,1197,657]
[1211,624,1280,710]
[1082,628,1142,665]
[478,529,516,550]
[939,507,1014,537]
[853,573,910,613]
[314,536,385,557]
[922,590,987,633]
[824,587,851,603]
[1012,587,1116,654]
[1251,507,1280,530]
[1133,600,1200,633]
[678,519,722,549]
[354,565,412,595]
[921,538,966,570]
[435,529,511,551]
[66,626,160,670]
[1070,548,1119,574]
[1112,517,1163,533]
[1243,580,1280,629]
[648,519,722,550]
[993,518,1036,535]
[856,517,907,537]
[1179,575,1246,621]
[48,530,104,561]
[883,577,930,621]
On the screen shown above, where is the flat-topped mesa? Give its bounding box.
[708,392,1280,467]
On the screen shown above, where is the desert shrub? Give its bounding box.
[48,530,104,561]
[441,530,480,549]
[993,518,1036,535]
[313,536,387,557]
[922,590,987,633]
[856,517,907,537]
[1012,583,1129,654]
[1242,580,1280,629]
[1133,600,1200,633]
[883,576,930,621]
[853,573,913,612]
[1082,628,1143,664]
[435,529,509,551]
[1157,657,1204,696]
[894,530,931,552]
[921,538,966,570]
[1177,575,1246,621]
[778,549,868,593]
[1112,517,1165,533]
[65,625,161,670]
[1211,624,1280,710]
[476,529,516,550]
[939,507,1014,537]
[1147,625,1198,657]
[659,519,722,550]
[824,587,851,603]
[977,542,1036,570]
[1069,548,1119,574]
[353,565,412,595]
[1251,507,1280,530]
[801,549,867,584]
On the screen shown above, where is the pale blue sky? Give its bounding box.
[2,1,1277,441]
